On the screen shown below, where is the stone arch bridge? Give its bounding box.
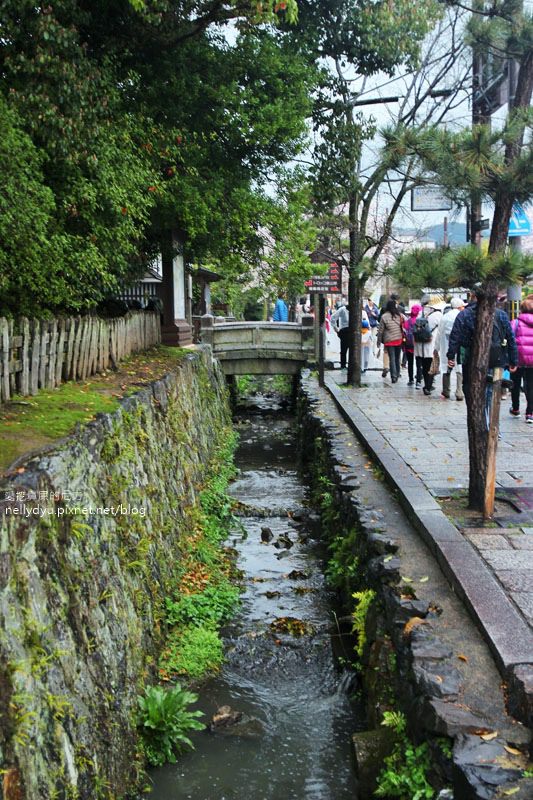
[200,315,315,375]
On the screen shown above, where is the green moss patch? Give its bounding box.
[0,345,189,472]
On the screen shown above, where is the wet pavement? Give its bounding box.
[328,368,533,621]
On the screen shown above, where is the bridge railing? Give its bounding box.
[200,315,315,374]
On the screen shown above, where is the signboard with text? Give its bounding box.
[305,263,342,294]
[508,204,531,237]
[411,186,452,212]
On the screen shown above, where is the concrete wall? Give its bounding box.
[0,349,231,799]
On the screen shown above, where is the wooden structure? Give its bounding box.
[200,315,314,375]
[0,311,160,403]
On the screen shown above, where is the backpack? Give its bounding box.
[404,319,415,349]
[413,310,435,343]
[488,315,508,368]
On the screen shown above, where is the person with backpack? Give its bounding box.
[446,285,517,411]
[377,299,405,383]
[413,295,442,395]
[331,298,350,370]
[434,297,466,400]
[509,294,533,423]
[403,304,421,386]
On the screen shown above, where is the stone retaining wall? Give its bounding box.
[0,348,231,799]
[298,374,533,800]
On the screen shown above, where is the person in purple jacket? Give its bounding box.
[510,295,533,424]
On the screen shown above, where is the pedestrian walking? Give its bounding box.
[447,285,517,427]
[403,304,421,386]
[361,319,372,373]
[414,295,442,395]
[509,294,533,423]
[364,297,380,353]
[331,298,350,370]
[273,294,288,322]
[377,299,405,383]
[434,297,465,400]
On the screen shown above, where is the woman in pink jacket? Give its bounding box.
[510,295,533,424]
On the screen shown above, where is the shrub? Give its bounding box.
[137,684,205,767]
[160,626,224,680]
[165,584,240,628]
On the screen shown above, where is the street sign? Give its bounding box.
[305,263,342,294]
[411,186,452,212]
[508,204,531,237]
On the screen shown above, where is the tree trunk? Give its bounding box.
[467,48,533,509]
[488,48,533,255]
[466,288,497,510]
[347,193,361,386]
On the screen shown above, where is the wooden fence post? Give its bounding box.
[0,318,9,402]
[30,320,40,395]
[20,318,30,396]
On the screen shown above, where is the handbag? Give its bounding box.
[428,352,440,376]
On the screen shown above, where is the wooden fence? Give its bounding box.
[0,311,161,403]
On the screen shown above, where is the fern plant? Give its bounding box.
[352,589,376,658]
[137,684,205,766]
[375,711,434,800]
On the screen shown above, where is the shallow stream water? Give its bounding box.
[149,395,360,800]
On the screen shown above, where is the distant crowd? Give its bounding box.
[328,290,533,425]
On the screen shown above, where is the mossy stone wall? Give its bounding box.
[0,348,231,800]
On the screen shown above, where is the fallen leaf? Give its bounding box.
[384,555,393,562]
[401,576,413,583]
[480,731,498,741]
[504,746,522,756]
[403,617,428,636]
[419,576,429,583]
[457,654,468,662]
[502,788,519,796]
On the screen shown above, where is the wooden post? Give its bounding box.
[30,319,40,395]
[484,367,503,519]
[0,318,9,402]
[318,293,325,388]
[20,318,30,396]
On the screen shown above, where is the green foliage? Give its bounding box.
[352,589,376,658]
[0,2,317,315]
[391,245,533,295]
[375,711,435,800]
[165,584,240,628]
[137,684,205,767]
[160,626,224,680]
[158,431,241,682]
[325,530,360,593]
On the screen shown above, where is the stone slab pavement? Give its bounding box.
[324,368,533,724]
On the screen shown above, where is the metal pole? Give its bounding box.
[318,294,326,387]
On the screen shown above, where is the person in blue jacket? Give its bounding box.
[273,294,288,322]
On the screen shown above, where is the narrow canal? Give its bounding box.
[150,388,361,799]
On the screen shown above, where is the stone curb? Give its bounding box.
[301,377,533,796]
[324,375,533,734]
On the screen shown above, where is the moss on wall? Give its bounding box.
[0,348,232,800]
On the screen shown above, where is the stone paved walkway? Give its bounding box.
[327,367,533,644]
